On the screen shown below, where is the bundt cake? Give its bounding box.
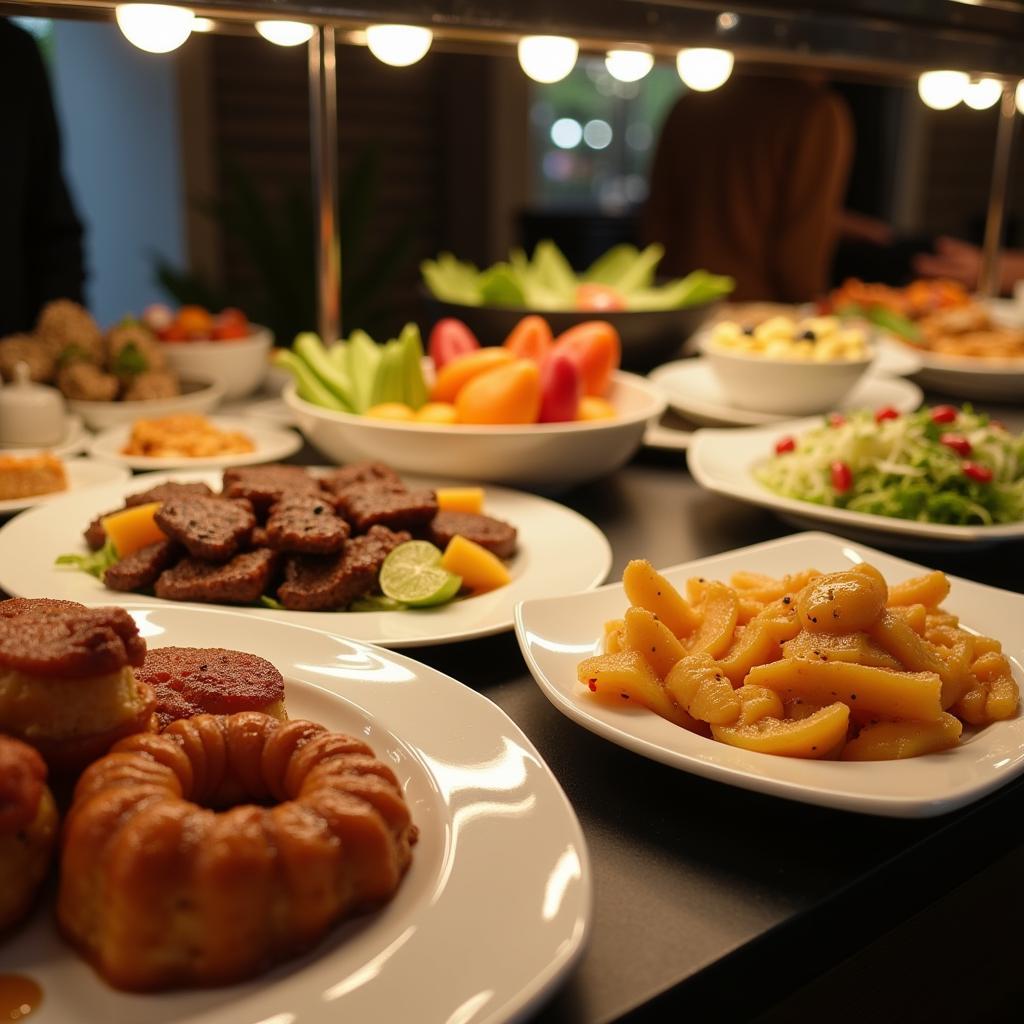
[134,646,287,729]
[0,735,58,931]
[0,598,155,776]
[58,711,417,991]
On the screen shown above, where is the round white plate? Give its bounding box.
[910,349,1024,402]
[88,416,303,470]
[0,469,612,647]
[515,531,1024,818]
[0,458,130,518]
[649,359,923,427]
[687,420,1024,548]
[7,604,590,1024]
[68,379,225,431]
[0,414,89,460]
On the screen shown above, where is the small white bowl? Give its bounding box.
[158,327,273,400]
[700,339,874,416]
[67,379,224,430]
[283,371,666,489]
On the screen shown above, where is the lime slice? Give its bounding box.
[380,541,462,607]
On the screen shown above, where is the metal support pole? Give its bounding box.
[979,86,1017,298]
[308,25,341,341]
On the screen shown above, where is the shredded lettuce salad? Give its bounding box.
[756,406,1024,526]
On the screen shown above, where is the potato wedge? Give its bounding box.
[603,618,625,655]
[664,654,741,725]
[887,570,950,609]
[729,568,821,605]
[623,606,687,678]
[623,560,699,638]
[712,702,849,758]
[745,659,944,722]
[871,610,971,708]
[796,565,887,635]
[889,603,927,635]
[688,581,740,659]
[733,685,785,727]
[718,603,801,685]
[842,713,962,761]
[783,630,902,670]
[577,651,696,728]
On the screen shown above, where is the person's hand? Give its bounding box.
[912,236,982,289]
[838,210,895,246]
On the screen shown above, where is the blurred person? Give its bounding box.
[0,18,86,336]
[914,236,1024,295]
[643,71,858,302]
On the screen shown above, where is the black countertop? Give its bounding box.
[398,448,1024,1023]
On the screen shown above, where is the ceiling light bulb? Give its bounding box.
[115,4,194,53]
[517,35,578,84]
[918,70,969,110]
[192,17,215,32]
[962,77,1002,110]
[365,24,432,66]
[1017,80,1024,115]
[676,48,734,92]
[255,20,314,46]
[604,49,654,83]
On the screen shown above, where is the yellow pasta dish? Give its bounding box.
[121,414,255,459]
[577,561,1018,761]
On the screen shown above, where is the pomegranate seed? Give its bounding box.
[940,433,971,457]
[930,405,958,424]
[828,413,847,428]
[963,462,993,484]
[774,435,796,454]
[831,460,853,493]
[875,406,900,422]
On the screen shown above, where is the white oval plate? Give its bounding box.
[68,379,225,431]
[910,349,1024,402]
[649,359,923,427]
[0,414,89,461]
[0,469,612,647]
[515,531,1024,818]
[687,421,1024,547]
[0,459,131,517]
[88,416,303,470]
[7,603,590,1023]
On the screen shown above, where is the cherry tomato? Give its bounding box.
[875,406,900,423]
[429,318,480,371]
[828,413,847,428]
[831,460,853,493]
[575,283,626,312]
[503,315,553,364]
[774,435,796,454]
[963,462,993,483]
[212,321,250,340]
[930,405,958,424]
[538,352,582,423]
[160,322,188,342]
[940,433,971,457]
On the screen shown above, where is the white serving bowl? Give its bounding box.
[283,371,666,489]
[67,379,224,430]
[158,327,273,400]
[700,339,874,416]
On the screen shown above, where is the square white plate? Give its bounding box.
[515,532,1024,818]
[688,421,1024,548]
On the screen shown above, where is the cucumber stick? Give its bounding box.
[346,330,381,413]
[273,349,345,410]
[293,333,356,410]
[371,339,406,406]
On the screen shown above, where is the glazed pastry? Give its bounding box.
[133,647,288,728]
[58,712,417,990]
[0,598,154,776]
[0,735,58,931]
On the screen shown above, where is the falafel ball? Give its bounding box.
[122,370,179,401]
[0,335,56,382]
[57,361,119,401]
[35,299,104,364]
[106,321,167,381]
